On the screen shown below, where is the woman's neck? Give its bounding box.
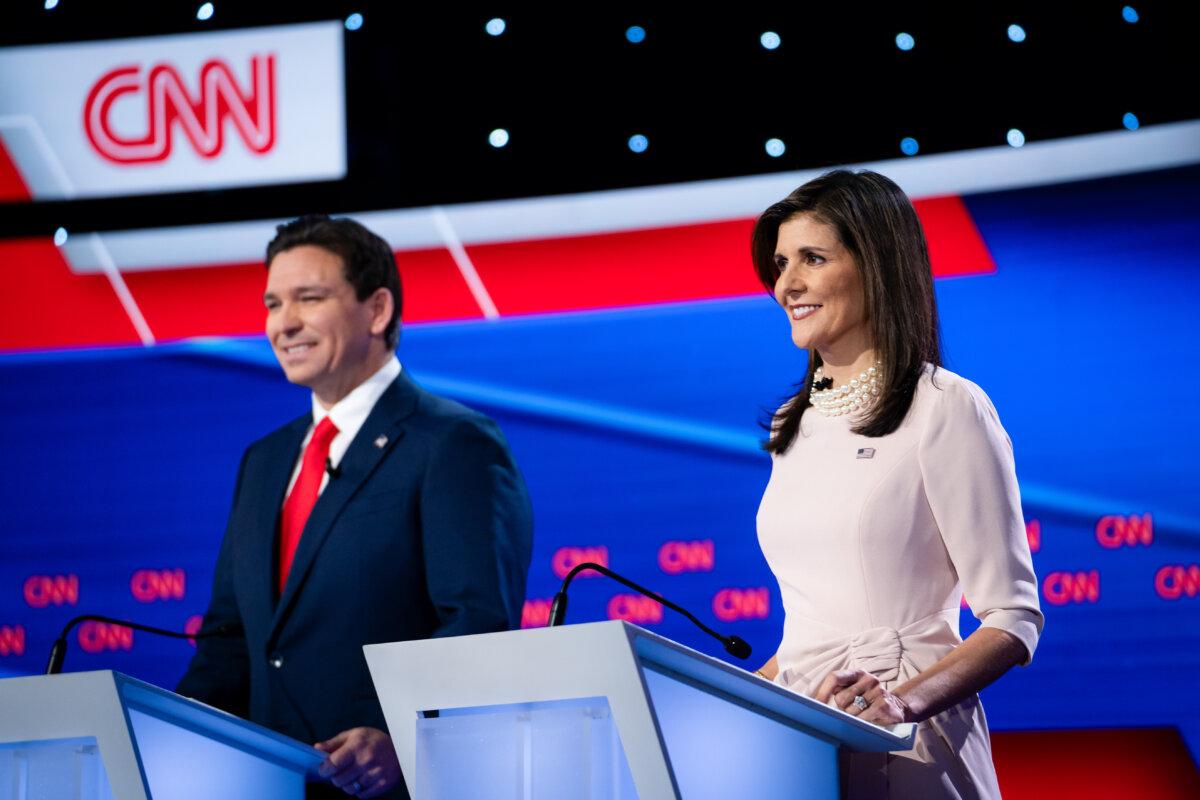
[817,348,878,387]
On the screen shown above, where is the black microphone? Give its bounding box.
[813,377,834,391]
[325,458,341,479]
[46,614,241,675]
[547,562,752,660]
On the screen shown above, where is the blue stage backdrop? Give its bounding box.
[2,165,1198,763]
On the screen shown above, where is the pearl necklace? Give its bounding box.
[810,363,881,417]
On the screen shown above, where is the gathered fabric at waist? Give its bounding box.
[776,607,961,695]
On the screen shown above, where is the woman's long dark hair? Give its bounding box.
[752,169,942,454]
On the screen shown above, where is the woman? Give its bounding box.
[751,170,1042,800]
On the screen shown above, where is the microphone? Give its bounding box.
[46,614,241,675]
[813,377,834,391]
[547,562,752,660]
[325,458,341,479]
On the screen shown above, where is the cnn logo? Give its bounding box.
[84,55,275,164]
[521,599,553,629]
[1095,514,1153,549]
[658,540,715,574]
[607,594,663,624]
[713,588,770,622]
[1042,570,1100,605]
[131,569,186,603]
[551,546,608,579]
[1155,565,1200,600]
[24,574,79,608]
[77,621,134,654]
[0,625,24,657]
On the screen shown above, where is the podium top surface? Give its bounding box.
[0,670,324,775]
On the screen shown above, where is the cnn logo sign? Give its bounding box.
[551,546,608,579]
[130,569,186,603]
[0,625,24,657]
[607,594,663,625]
[1042,570,1100,605]
[78,621,134,654]
[24,574,79,608]
[84,55,275,164]
[713,588,770,622]
[658,540,715,574]
[1155,565,1200,600]
[521,599,553,629]
[1095,514,1153,549]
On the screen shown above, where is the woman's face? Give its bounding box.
[772,213,870,357]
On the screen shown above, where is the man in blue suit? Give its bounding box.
[177,215,533,799]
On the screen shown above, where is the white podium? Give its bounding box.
[365,621,916,800]
[0,670,324,800]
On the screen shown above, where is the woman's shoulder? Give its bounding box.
[914,364,1003,426]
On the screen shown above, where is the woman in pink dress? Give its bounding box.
[751,170,1043,800]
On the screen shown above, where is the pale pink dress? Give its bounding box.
[757,366,1043,800]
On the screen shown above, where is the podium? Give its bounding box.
[0,670,324,800]
[365,621,916,800]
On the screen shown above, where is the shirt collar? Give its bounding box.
[311,356,402,434]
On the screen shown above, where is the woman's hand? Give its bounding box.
[814,668,913,726]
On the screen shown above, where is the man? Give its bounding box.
[178,215,533,799]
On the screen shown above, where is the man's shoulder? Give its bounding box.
[408,382,502,441]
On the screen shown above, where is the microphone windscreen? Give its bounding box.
[724,636,752,660]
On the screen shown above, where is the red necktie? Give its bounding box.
[278,416,339,594]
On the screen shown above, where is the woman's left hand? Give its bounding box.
[814,668,914,726]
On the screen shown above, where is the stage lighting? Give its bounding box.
[196,3,214,21]
[626,26,646,44]
[1122,6,1139,23]
[1123,112,1140,131]
[900,137,919,156]
[628,134,649,153]
[1007,24,1026,43]
[44,0,59,10]
[53,228,68,246]
[760,32,781,50]
[345,13,364,31]
[895,33,915,51]
[489,129,510,148]
[1007,128,1026,148]
[765,138,785,157]
[486,18,506,36]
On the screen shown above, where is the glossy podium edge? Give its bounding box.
[365,620,916,800]
[0,669,324,800]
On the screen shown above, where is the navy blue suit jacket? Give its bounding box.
[178,371,533,756]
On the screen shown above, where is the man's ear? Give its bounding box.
[368,287,394,337]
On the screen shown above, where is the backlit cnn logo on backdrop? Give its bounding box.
[84,56,276,164]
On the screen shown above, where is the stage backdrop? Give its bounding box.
[2,135,1199,792]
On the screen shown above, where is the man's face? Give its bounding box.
[263,245,390,407]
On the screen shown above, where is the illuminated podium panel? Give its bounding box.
[366,621,916,800]
[0,670,323,800]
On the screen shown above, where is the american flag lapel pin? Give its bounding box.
[857,447,875,459]
[374,435,388,449]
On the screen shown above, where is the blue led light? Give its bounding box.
[489,128,509,148]
[1123,112,1140,131]
[765,138,785,158]
[1007,24,1026,43]
[1007,128,1026,148]
[53,227,68,247]
[628,134,649,153]
[44,0,59,9]
[900,137,919,156]
[486,18,506,36]
[1122,6,1139,23]
[626,26,646,44]
[760,32,781,50]
[895,32,915,51]
[344,13,363,31]
[196,3,214,21]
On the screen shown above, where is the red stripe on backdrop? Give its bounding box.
[0,238,140,349]
[0,138,32,203]
[121,247,481,343]
[992,728,1200,799]
[470,198,994,316]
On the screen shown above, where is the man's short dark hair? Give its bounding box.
[266,214,403,349]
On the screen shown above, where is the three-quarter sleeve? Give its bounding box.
[917,376,1044,663]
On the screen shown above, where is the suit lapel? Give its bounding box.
[241,415,309,627]
[267,373,420,643]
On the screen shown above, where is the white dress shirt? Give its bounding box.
[284,356,402,498]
